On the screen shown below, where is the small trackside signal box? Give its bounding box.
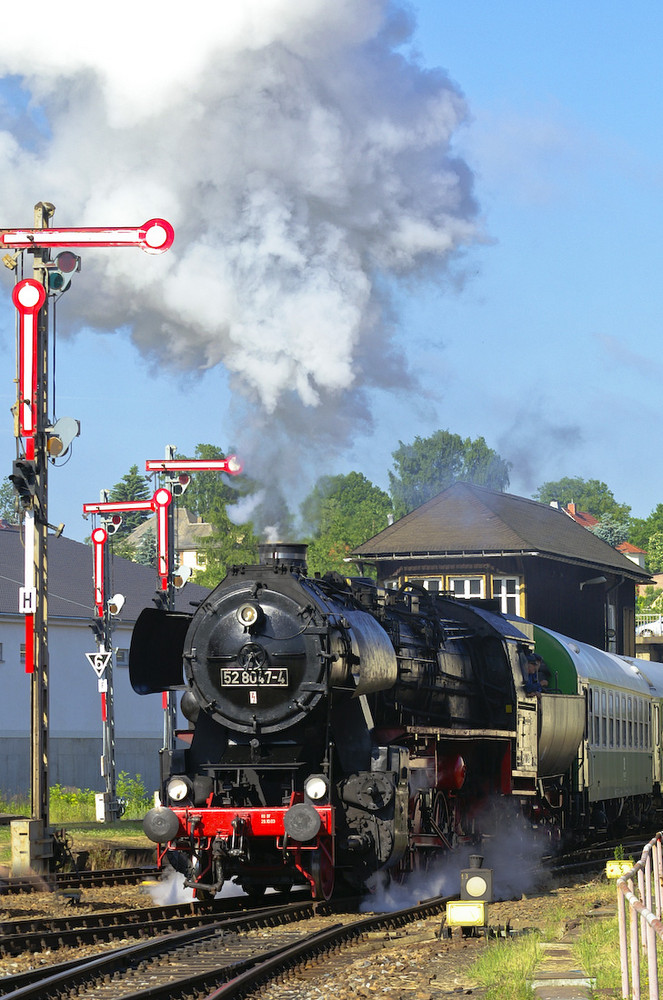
[460,853,493,902]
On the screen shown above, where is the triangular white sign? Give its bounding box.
[85,651,112,678]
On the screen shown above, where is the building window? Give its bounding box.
[409,578,442,593]
[19,643,25,663]
[492,577,521,615]
[116,648,129,667]
[0,642,4,662]
[448,577,484,600]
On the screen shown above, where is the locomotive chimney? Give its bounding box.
[258,542,308,573]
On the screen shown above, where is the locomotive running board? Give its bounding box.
[129,606,192,693]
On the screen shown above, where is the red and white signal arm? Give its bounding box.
[91,526,108,616]
[1,219,174,255]
[145,455,243,475]
[153,488,172,589]
[12,279,46,441]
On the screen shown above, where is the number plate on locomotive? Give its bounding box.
[220,668,289,687]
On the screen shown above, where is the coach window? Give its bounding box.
[615,695,621,747]
[628,697,633,747]
[601,690,607,747]
[646,703,651,749]
[593,688,600,745]
[608,692,614,747]
[639,700,644,748]
[622,695,627,747]
[492,577,521,615]
[449,577,484,600]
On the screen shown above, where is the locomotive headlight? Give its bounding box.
[236,602,263,630]
[304,774,329,802]
[166,776,193,803]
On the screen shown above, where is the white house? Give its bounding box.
[0,525,209,795]
[126,508,213,574]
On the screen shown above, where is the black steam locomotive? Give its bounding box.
[130,543,615,899]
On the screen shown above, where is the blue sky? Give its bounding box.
[0,1,661,542]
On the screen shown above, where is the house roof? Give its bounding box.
[0,525,210,622]
[351,482,650,581]
[562,502,598,528]
[126,508,213,551]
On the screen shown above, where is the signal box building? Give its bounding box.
[351,483,650,657]
[0,526,209,796]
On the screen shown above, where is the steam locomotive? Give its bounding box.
[130,543,663,899]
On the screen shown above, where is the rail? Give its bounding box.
[617,831,663,999]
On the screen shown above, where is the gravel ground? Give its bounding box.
[0,873,617,996]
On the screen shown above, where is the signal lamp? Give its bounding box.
[170,473,190,497]
[460,856,493,903]
[108,594,125,616]
[172,565,192,589]
[46,416,80,458]
[9,458,37,507]
[104,514,123,535]
[47,251,81,293]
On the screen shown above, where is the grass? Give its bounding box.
[466,876,622,1000]
[469,931,542,1000]
[0,773,155,868]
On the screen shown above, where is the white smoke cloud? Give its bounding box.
[0,0,480,501]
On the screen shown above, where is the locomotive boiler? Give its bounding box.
[130,543,586,899]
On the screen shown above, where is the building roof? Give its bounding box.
[561,502,598,528]
[126,508,213,551]
[351,482,650,580]
[0,526,210,622]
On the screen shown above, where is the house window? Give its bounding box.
[409,578,442,593]
[20,642,25,663]
[448,577,484,600]
[0,642,4,662]
[116,648,129,667]
[492,577,521,615]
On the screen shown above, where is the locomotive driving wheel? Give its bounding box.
[310,840,334,900]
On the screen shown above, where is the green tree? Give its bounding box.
[134,527,157,567]
[176,443,248,519]
[629,504,663,554]
[194,506,260,588]
[0,479,20,525]
[592,514,630,548]
[388,430,511,518]
[533,477,631,520]
[301,472,392,576]
[108,465,152,537]
[645,532,663,575]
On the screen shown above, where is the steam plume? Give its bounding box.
[0,1,480,493]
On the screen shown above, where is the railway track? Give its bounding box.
[0,866,158,894]
[0,891,305,956]
[0,894,450,1000]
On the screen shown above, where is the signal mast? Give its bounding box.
[3,206,173,872]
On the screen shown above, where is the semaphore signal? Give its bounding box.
[5,202,173,869]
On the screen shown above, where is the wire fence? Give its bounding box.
[617,831,663,999]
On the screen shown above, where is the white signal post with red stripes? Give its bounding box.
[5,203,173,870]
